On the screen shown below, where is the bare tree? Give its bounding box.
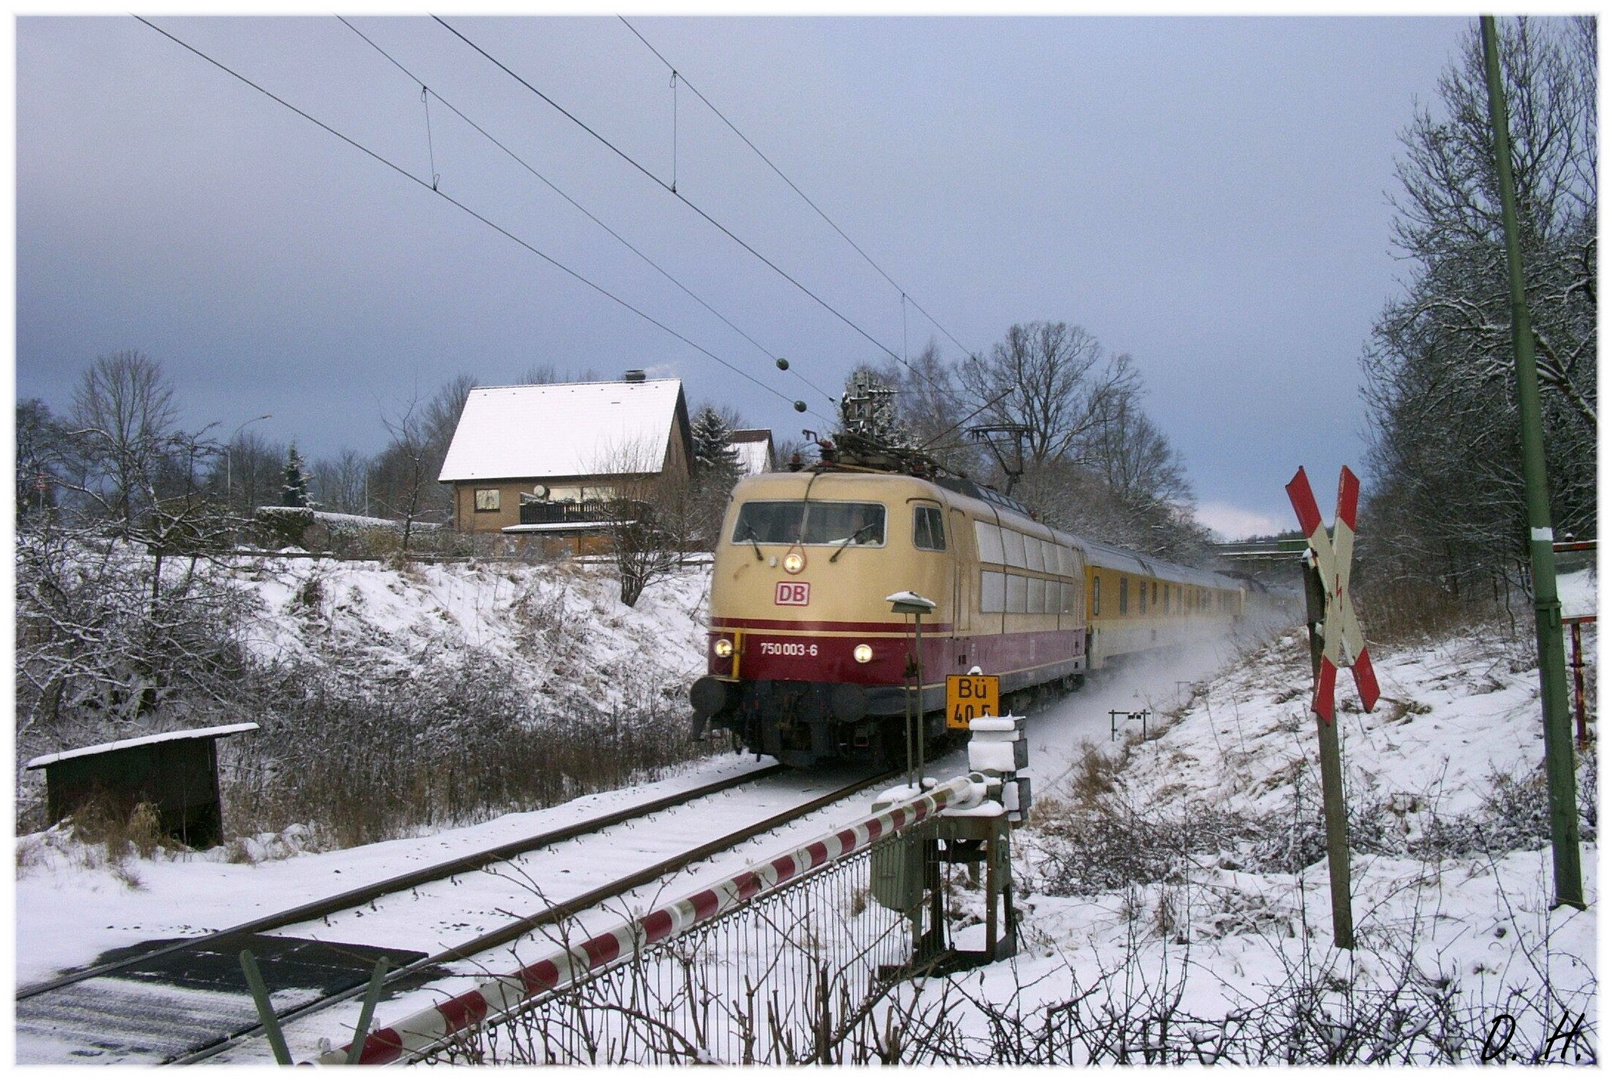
[371,374,476,547]
[959,323,1138,472]
[592,439,692,607]
[66,351,180,531]
[310,448,373,515]
[873,341,983,476]
[207,429,285,517]
[374,391,436,553]
[17,398,68,520]
[1082,394,1192,511]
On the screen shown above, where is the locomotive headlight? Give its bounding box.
[853,643,874,664]
[714,638,734,658]
[783,551,806,574]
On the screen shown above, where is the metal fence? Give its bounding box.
[428,820,940,1066]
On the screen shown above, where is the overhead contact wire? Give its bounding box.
[135,15,824,422]
[432,15,904,391]
[618,16,983,367]
[336,18,802,397]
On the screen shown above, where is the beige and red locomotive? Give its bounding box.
[689,469,1243,767]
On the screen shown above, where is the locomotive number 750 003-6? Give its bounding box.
[756,641,818,657]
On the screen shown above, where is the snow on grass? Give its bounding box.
[963,613,1599,1064]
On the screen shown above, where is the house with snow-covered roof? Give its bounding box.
[438,372,692,539]
[727,428,775,476]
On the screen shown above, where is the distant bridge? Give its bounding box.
[1212,537,1309,565]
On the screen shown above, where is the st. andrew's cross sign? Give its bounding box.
[1286,466,1380,723]
[1285,464,1379,949]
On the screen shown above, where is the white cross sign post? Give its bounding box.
[1286,465,1380,949]
[1286,465,1380,722]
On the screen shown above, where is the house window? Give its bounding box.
[1120,577,1129,615]
[475,488,501,512]
[1092,575,1101,617]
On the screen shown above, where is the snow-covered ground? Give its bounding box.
[235,554,710,713]
[965,582,1599,1064]
[12,557,1599,1064]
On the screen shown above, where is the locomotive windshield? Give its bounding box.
[732,501,886,546]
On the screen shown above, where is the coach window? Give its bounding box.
[475,488,501,512]
[913,505,946,551]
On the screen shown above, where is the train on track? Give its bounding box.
[690,459,1247,768]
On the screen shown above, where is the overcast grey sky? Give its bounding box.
[16,14,1471,538]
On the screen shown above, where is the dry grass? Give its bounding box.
[69,794,167,862]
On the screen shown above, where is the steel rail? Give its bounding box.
[18,762,785,1002]
[169,767,901,1065]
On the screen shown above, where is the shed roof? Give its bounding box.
[439,379,685,483]
[25,723,260,770]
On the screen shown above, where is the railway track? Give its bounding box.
[18,763,899,1065]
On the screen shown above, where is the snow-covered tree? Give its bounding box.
[1362,16,1596,595]
[689,405,740,479]
[281,444,311,508]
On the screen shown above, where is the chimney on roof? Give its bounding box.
[623,369,646,383]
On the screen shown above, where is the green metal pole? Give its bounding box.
[239,949,293,1065]
[1480,16,1583,909]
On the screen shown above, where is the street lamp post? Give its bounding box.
[888,591,936,788]
[227,413,273,510]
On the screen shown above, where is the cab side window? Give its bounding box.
[913,505,946,551]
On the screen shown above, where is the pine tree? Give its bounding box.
[690,406,740,479]
[281,444,311,508]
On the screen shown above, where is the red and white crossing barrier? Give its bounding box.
[315,774,979,1065]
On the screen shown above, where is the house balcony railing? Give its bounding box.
[518,499,616,527]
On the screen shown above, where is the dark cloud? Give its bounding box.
[17,15,1466,529]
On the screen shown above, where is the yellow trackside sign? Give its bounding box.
[946,674,1000,731]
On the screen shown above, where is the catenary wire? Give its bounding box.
[618,16,982,367]
[337,16,830,407]
[432,16,915,374]
[133,16,831,425]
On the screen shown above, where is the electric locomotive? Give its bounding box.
[689,447,1246,768]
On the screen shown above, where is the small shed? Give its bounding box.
[24,723,258,849]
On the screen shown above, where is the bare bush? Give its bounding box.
[222,651,706,847]
[15,526,259,741]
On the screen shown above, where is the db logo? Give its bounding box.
[775,581,811,606]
